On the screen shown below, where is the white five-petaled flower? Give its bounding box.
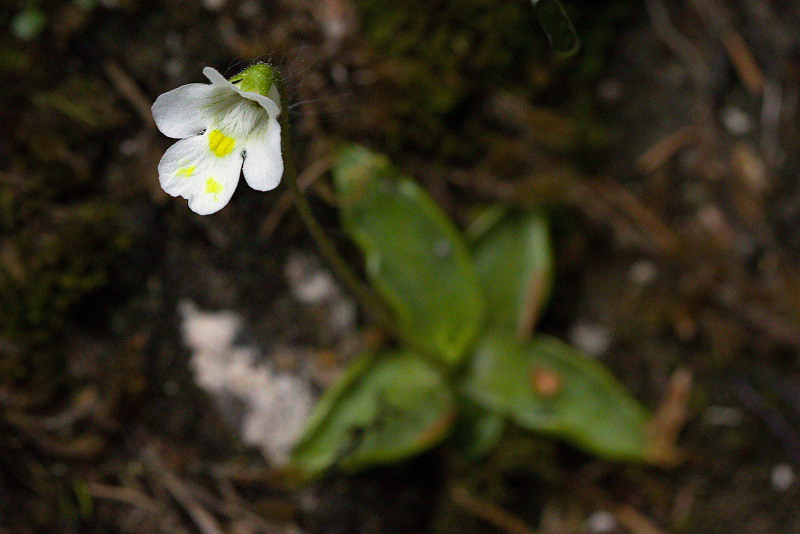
[152,64,283,215]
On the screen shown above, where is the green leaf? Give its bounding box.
[450,403,506,460]
[460,331,649,460]
[291,351,457,478]
[531,0,579,56]
[333,145,484,366]
[470,208,553,335]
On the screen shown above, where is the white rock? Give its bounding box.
[585,510,617,534]
[771,463,795,491]
[178,301,314,466]
[569,321,612,358]
[629,259,657,286]
[721,106,752,135]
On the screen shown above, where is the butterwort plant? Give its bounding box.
[152,61,659,480]
[152,64,283,215]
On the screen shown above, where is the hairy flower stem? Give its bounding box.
[274,74,445,371]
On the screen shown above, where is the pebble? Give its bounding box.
[585,510,617,534]
[201,0,226,11]
[629,259,657,286]
[569,321,612,358]
[721,106,752,135]
[771,463,795,491]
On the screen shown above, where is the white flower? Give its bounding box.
[152,64,283,215]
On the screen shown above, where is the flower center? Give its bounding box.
[208,129,235,157]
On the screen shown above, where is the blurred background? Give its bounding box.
[3,0,800,532]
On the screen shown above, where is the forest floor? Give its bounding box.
[3,0,800,532]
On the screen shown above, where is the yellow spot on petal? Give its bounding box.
[175,166,195,177]
[205,177,222,201]
[208,129,235,158]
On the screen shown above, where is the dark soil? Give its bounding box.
[3,0,800,533]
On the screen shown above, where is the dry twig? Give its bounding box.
[637,125,697,175]
[721,29,765,95]
[144,449,227,534]
[644,0,710,88]
[573,179,681,255]
[86,482,159,512]
[450,484,539,534]
[646,366,692,466]
[615,503,670,534]
[162,469,227,534]
[103,60,155,127]
[259,156,332,240]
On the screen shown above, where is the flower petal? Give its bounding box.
[242,117,283,191]
[158,134,244,215]
[152,83,217,139]
[203,66,280,118]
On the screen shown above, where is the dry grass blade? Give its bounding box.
[637,126,697,175]
[721,29,765,95]
[646,366,692,466]
[103,60,155,127]
[450,484,539,534]
[85,482,159,512]
[615,503,670,534]
[144,449,227,534]
[259,156,332,240]
[644,0,710,87]
[572,179,681,255]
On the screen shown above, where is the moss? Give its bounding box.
[356,0,634,170]
[0,17,136,383]
[0,201,126,349]
[357,0,553,164]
